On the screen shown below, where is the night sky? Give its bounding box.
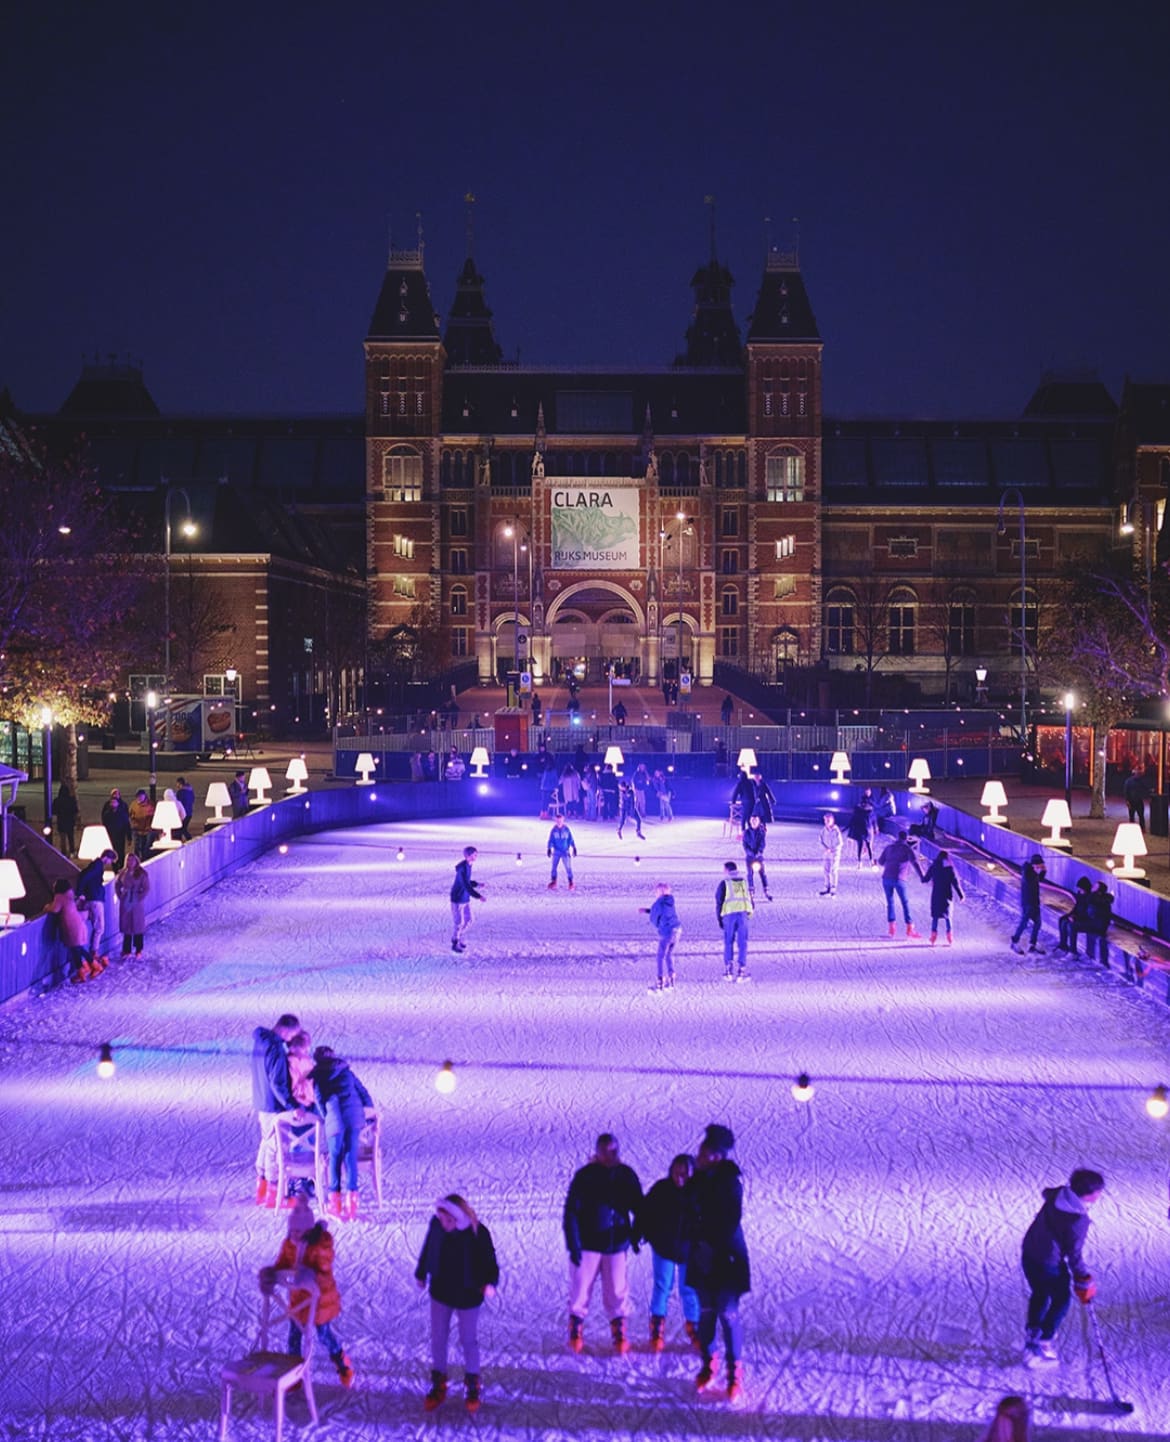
[3,1,1168,421]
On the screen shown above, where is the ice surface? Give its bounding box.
[1,812,1167,1441]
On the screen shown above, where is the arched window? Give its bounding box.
[449,586,468,618]
[1010,587,1039,656]
[825,588,855,656]
[765,448,804,502]
[383,446,422,502]
[888,587,917,656]
[772,627,800,676]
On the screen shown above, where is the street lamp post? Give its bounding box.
[146,688,158,804]
[1063,691,1076,809]
[504,522,520,678]
[162,482,196,690]
[41,705,53,837]
[997,487,1028,742]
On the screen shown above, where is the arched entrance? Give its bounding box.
[546,581,645,683]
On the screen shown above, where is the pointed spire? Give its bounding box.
[443,207,504,366]
[705,194,717,262]
[674,208,742,367]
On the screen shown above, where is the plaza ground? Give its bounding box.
[2,807,1169,1441]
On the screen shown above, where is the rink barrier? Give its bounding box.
[5,781,1169,1007]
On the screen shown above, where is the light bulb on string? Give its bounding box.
[791,1072,814,1103]
[1146,1084,1168,1119]
[96,1043,115,1080]
[396,846,405,862]
[634,855,641,865]
[515,852,523,865]
[278,844,288,855]
[435,1060,457,1095]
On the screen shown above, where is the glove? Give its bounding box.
[1074,1275,1096,1304]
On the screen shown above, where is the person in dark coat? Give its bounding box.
[52,780,80,855]
[637,1153,699,1351]
[1123,766,1149,829]
[75,847,116,968]
[449,845,485,952]
[415,1193,499,1414]
[922,849,964,944]
[616,779,645,840]
[846,790,877,867]
[228,770,250,817]
[100,788,132,867]
[878,830,924,938]
[741,815,772,901]
[730,768,755,823]
[1083,881,1114,964]
[1020,1168,1104,1365]
[752,775,776,826]
[250,1014,300,1208]
[175,776,196,840]
[562,1132,644,1355]
[720,694,733,726]
[688,1123,750,1402]
[311,1047,374,1219]
[1058,877,1093,955]
[1010,854,1046,954]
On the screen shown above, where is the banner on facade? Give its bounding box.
[550,483,639,570]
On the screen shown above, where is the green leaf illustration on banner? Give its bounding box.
[552,508,637,551]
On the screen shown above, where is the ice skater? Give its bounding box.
[617,779,645,840]
[415,1193,499,1414]
[741,815,772,901]
[688,1123,750,1403]
[1010,854,1046,954]
[640,881,682,991]
[114,852,150,958]
[260,1194,355,1388]
[449,845,485,952]
[846,790,877,868]
[562,1133,643,1355]
[547,816,578,890]
[1020,1167,1105,1365]
[818,812,843,895]
[250,1014,299,1208]
[311,1046,374,1220]
[1084,880,1113,964]
[922,848,964,944]
[1058,877,1092,955]
[637,1153,699,1351]
[715,861,753,981]
[877,830,923,938]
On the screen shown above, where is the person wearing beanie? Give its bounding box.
[261,1196,355,1387]
[1010,855,1047,954]
[1020,1167,1105,1365]
[415,1193,499,1414]
[562,1133,644,1356]
[688,1124,750,1403]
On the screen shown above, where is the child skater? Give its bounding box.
[922,848,964,944]
[415,1194,499,1414]
[639,881,682,991]
[311,1047,374,1221]
[261,1194,355,1387]
[1020,1166,1105,1365]
[980,1395,1031,1442]
[636,1153,700,1352]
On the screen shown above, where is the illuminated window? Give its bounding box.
[383,447,422,502]
[393,533,414,560]
[775,534,795,560]
[765,452,804,502]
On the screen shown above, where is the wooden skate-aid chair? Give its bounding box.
[219,1267,319,1442]
[273,1110,327,1209]
[357,1106,383,1208]
[722,800,744,840]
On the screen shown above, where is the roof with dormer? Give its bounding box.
[746,252,820,343]
[59,359,160,417]
[367,249,441,342]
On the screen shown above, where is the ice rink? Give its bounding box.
[2,809,1168,1441]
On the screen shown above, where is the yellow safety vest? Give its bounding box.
[721,876,753,917]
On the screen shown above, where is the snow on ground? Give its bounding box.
[1,810,1169,1442]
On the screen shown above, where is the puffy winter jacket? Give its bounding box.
[415,1217,499,1310]
[563,1161,643,1257]
[275,1224,341,1323]
[687,1160,751,1296]
[1021,1185,1092,1280]
[310,1056,373,1137]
